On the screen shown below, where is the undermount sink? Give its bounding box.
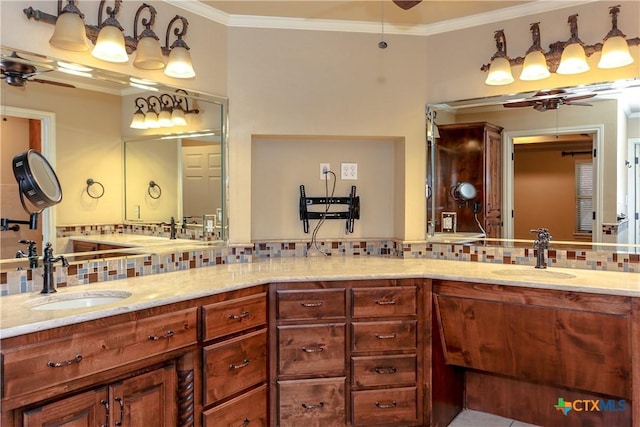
[492,269,576,280]
[26,290,132,311]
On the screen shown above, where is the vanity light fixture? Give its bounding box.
[484,30,514,86]
[91,0,128,63]
[163,16,196,79]
[481,5,639,85]
[24,2,197,78]
[129,90,199,130]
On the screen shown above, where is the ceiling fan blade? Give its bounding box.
[503,101,534,108]
[564,93,596,102]
[392,1,422,10]
[31,78,76,88]
[563,101,593,107]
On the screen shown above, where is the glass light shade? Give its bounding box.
[157,110,173,127]
[519,50,550,81]
[598,36,634,69]
[144,111,159,128]
[557,43,590,74]
[171,109,187,126]
[91,25,128,63]
[485,57,514,86]
[164,47,196,78]
[49,12,89,52]
[133,36,165,70]
[130,112,147,129]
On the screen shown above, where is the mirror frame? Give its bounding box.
[426,77,640,253]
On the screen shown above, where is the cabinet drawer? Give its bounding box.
[352,354,417,388]
[352,286,417,318]
[278,377,345,427]
[277,289,346,320]
[203,329,268,406]
[203,384,268,427]
[202,292,267,341]
[2,308,197,399]
[278,324,345,376]
[352,387,418,426]
[352,320,417,352]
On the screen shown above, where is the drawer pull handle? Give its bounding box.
[375,333,397,339]
[240,418,251,427]
[148,330,175,340]
[47,354,83,367]
[100,399,109,427]
[228,311,250,319]
[114,397,124,426]
[374,366,397,374]
[301,345,325,353]
[375,299,397,305]
[230,359,251,370]
[375,400,397,409]
[302,402,325,410]
[301,301,323,307]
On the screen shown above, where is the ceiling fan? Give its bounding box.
[392,1,422,10]
[503,89,596,112]
[1,51,75,88]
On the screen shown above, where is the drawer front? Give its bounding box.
[352,354,417,388]
[352,387,418,426]
[278,324,346,376]
[203,384,268,427]
[202,292,267,341]
[2,308,197,399]
[203,329,268,406]
[352,320,417,352]
[352,286,417,318]
[277,289,346,320]
[278,377,346,427]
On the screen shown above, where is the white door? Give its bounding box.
[181,142,221,221]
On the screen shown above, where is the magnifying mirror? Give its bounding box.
[451,182,477,202]
[1,149,62,231]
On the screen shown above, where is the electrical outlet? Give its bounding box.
[320,163,331,180]
[341,162,358,180]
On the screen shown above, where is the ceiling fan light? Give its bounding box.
[598,36,634,69]
[164,46,196,79]
[49,12,89,52]
[130,111,147,129]
[485,57,514,86]
[133,36,165,70]
[557,43,589,74]
[519,50,550,81]
[91,24,128,63]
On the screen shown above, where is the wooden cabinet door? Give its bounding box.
[22,387,109,427]
[109,365,177,427]
[483,125,502,234]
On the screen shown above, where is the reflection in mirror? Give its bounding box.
[427,78,640,253]
[1,46,227,268]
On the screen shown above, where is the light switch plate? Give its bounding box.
[341,162,357,180]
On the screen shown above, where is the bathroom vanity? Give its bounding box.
[1,258,638,427]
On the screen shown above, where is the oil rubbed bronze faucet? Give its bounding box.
[41,242,68,293]
[530,228,552,269]
[16,239,38,269]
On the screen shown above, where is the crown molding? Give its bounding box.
[162,0,600,36]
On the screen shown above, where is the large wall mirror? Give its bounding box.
[1,46,228,268]
[427,77,640,253]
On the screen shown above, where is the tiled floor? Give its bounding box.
[447,409,540,427]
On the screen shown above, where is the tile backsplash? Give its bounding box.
[1,234,637,296]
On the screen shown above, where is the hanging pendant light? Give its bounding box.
[485,30,514,85]
[520,23,550,81]
[598,5,633,69]
[91,0,128,63]
[133,4,165,70]
[49,0,89,51]
[164,16,196,79]
[557,14,589,75]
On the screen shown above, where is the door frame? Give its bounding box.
[630,138,640,249]
[1,106,57,250]
[503,124,604,244]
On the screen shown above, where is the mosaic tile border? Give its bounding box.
[1,238,637,296]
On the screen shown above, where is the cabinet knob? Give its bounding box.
[240,418,251,427]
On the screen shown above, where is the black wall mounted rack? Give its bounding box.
[299,185,360,233]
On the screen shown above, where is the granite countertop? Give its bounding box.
[1,257,638,339]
